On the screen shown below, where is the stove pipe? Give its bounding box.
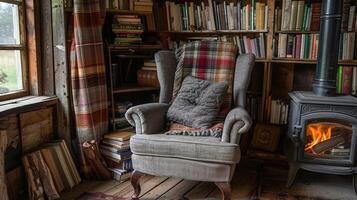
[312,0,343,96]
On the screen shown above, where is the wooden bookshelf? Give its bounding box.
[101,0,357,157]
[271,58,357,66]
[164,30,268,35]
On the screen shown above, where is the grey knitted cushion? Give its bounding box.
[167,76,227,129]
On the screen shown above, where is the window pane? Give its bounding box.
[0,2,20,44]
[0,50,23,94]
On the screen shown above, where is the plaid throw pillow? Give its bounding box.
[173,41,237,122]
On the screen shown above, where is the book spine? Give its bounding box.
[290,0,298,30]
[295,0,305,30]
[224,1,229,30]
[336,66,343,93]
[341,0,351,32]
[310,2,321,31]
[208,0,216,30]
[237,1,242,30]
[342,67,353,94]
[353,67,357,95]
[281,0,292,30]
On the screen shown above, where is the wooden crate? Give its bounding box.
[20,107,53,153]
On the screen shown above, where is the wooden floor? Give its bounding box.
[60,160,357,200]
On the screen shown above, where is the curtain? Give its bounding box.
[70,0,108,177]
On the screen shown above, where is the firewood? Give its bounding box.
[22,151,59,200]
[312,135,345,154]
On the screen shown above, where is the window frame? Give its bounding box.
[0,0,28,101]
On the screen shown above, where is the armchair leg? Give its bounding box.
[130,170,145,200]
[215,182,231,200]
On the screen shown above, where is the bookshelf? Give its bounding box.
[99,0,357,159]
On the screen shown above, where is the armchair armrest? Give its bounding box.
[125,103,170,134]
[222,107,252,144]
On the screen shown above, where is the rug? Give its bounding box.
[76,192,129,200]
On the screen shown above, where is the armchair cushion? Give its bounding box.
[167,76,227,129]
[130,134,240,164]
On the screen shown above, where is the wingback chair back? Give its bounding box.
[155,41,255,110]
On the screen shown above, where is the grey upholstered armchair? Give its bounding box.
[125,42,255,200]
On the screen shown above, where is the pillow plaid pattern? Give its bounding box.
[173,41,237,122]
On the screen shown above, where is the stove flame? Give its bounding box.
[304,123,336,152]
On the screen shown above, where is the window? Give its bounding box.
[0,0,26,99]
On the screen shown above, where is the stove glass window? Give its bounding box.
[304,120,353,160]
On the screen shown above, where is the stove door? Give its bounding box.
[300,112,357,166]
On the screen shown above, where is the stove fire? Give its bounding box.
[305,123,337,154]
[304,121,352,158]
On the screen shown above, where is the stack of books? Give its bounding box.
[164,0,268,31]
[233,33,266,58]
[137,59,160,87]
[277,0,321,32]
[101,129,134,182]
[112,15,144,45]
[276,33,319,59]
[134,0,153,12]
[111,101,133,129]
[22,140,81,194]
[336,66,357,95]
[266,97,289,125]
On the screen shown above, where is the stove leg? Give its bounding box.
[353,174,357,194]
[286,163,299,188]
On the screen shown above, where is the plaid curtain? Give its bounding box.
[70,0,108,177]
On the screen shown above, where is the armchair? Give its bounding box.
[125,41,255,200]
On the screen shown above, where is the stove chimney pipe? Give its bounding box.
[312,0,343,96]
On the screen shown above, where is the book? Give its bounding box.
[341,0,351,32]
[289,1,298,30]
[310,1,321,31]
[109,168,132,182]
[353,67,357,95]
[101,149,132,161]
[295,0,305,30]
[281,0,292,30]
[336,66,343,94]
[104,131,133,142]
[348,6,356,31]
[341,67,353,94]
[278,33,287,58]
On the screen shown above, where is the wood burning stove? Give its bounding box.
[287,91,357,192]
[286,0,357,193]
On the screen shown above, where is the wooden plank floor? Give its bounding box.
[60,160,357,200]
